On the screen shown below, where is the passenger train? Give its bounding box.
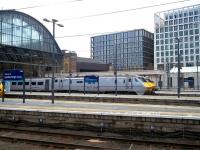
[10,76,155,95]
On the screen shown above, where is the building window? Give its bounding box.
[185,49,188,55]
[185,56,189,61]
[165,39,169,44]
[189,17,193,22]
[190,43,194,48]
[184,18,188,23]
[195,35,199,41]
[189,30,193,35]
[165,27,168,32]
[190,49,194,54]
[184,24,188,29]
[170,51,173,56]
[184,12,188,17]
[196,48,199,54]
[190,56,194,61]
[184,30,188,36]
[195,42,199,48]
[185,43,188,48]
[195,29,199,34]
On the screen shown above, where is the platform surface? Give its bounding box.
[1,97,200,120]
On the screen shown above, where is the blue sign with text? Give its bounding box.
[84,75,99,84]
[3,69,24,81]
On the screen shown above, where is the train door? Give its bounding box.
[188,77,194,88]
[126,78,132,89]
[59,79,64,89]
[45,79,49,91]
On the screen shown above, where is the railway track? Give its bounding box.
[0,127,131,150]
[0,125,199,150]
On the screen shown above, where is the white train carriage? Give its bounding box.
[10,76,152,95]
[53,76,146,94]
[11,78,51,91]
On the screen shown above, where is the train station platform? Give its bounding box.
[0,97,200,146]
[5,91,200,107]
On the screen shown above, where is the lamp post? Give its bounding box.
[176,37,181,98]
[197,57,199,90]
[114,36,117,96]
[43,18,64,104]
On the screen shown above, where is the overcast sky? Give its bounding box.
[1,0,200,57]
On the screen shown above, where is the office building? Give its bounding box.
[91,29,154,71]
[154,4,200,70]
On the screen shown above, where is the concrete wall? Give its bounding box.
[0,109,200,145]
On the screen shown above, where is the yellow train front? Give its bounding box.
[145,78,157,92]
[138,77,156,94]
[0,82,3,97]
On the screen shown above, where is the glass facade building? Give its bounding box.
[91,29,154,71]
[154,4,200,70]
[0,10,63,77]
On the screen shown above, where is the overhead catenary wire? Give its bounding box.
[15,0,83,10]
[2,0,195,39]
[55,0,194,38]
[59,0,193,21]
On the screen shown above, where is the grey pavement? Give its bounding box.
[1,97,200,120]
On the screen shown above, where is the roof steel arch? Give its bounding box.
[0,10,62,54]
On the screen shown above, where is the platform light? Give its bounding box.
[43,18,64,104]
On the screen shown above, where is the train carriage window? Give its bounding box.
[55,79,58,83]
[124,80,125,83]
[18,82,22,85]
[31,82,36,85]
[12,82,16,85]
[128,79,132,82]
[25,82,29,85]
[77,81,83,83]
[38,82,43,85]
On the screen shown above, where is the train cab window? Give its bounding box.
[31,82,36,85]
[18,82,22,85]
[25,82,29,85]
[134,78,139,82]
[138,77,146,82]
[77,81,83,83]
[12,82,16,85]
[38,82,43,85]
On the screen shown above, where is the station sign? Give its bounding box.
[3,69,24,81]
[184,78,194,83]
[84,75,99,84]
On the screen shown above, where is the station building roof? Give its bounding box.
[0,10,61,54]
[0,10,63,76]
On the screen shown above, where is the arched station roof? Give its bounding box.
[0,10,62,54]
[0,10,63,77]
